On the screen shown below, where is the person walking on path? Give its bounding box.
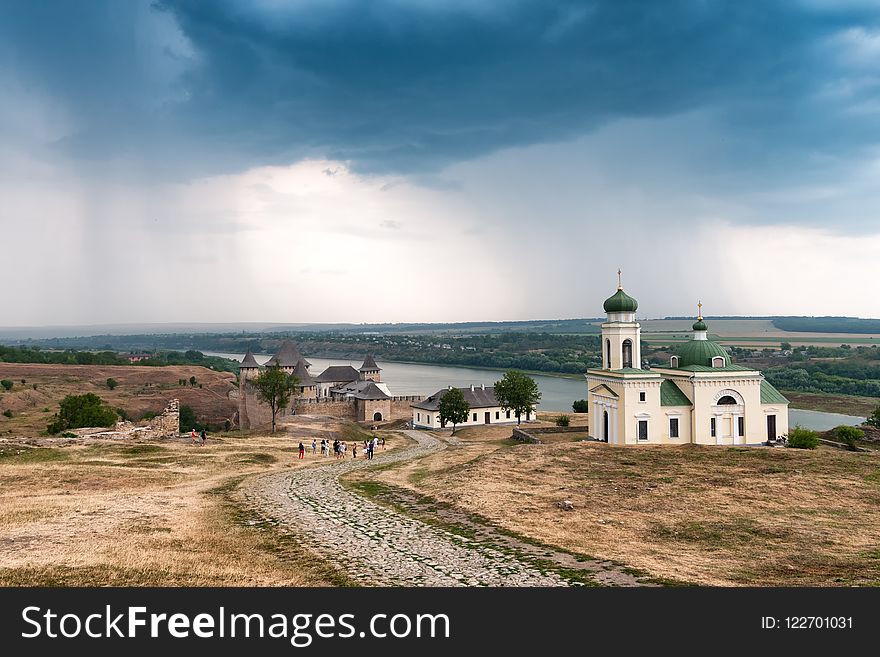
[200,429,206,445]
[191,428,197,445]
[352,443,358,459]
[381,435,386,450]
[311,438,317,455]
[298,442,305,460]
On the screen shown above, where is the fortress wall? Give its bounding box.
[390,399,419,420]
[295,398,357,419]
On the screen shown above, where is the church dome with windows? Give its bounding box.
[676,337,730,368]
[603,288,638,313]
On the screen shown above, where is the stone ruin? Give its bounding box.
[73,399,180,440]
[150,398,180,437]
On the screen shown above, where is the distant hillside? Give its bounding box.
[771,317,880,334]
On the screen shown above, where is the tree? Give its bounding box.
[867,406,880,429]
[47,393,118,434]
[250,365,298,433]
[0,380,12,391]
[494,369,541,425]
[438,387,469,434]
[556,414,571,427]
[572,399,589,413]
[189,376,197,387]
[106,378,118,390]
[179,404,200,432]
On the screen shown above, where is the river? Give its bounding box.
[206,352,866,431]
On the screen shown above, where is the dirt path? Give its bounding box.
[238,430,648,586]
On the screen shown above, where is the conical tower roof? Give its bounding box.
[291,359,315,386]
[240,350,260,369]
[359,353,380,371]
[265,340,311,368]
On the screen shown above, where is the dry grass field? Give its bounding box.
[0,363,238,435]
[0,415,387,586]
[373,426,880,586]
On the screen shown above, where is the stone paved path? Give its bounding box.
[239,430,568,586]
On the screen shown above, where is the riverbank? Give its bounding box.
[783,391,878,417]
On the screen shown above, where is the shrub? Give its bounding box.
[106,378,118,390]
[555,414,571,427]
[0,380,12,391]
[572,399,589,413]
[834,425,864,451]
[786,426,820,450]
[32,383,37,390]
[868,406,880,429]
[61,432,77,438]
[2,410,12,418]
[47,393,118,434]
[20,379,26,384]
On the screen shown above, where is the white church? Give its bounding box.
[586,276,789,446]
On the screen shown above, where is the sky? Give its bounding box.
[2,0,880,326]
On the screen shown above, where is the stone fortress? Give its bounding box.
[237,340,421,429]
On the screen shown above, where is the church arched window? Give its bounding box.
[712,356,725,368]
[717,395,737,405]
[622,339,633,369]
[670,356,679,368]
[606,339,611,369]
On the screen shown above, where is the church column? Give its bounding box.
[610,405,618,444]
[714,413,723,445]
[593,399,600,439]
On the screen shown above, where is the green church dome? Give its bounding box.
[676,339,730,368]
[603,288,638,313]
[692,318,707,331]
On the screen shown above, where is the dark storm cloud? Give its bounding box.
[4,0,880,178]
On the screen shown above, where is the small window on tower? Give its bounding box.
[670,356,679,368]
[639,391,646,402]
[712,356,725,368]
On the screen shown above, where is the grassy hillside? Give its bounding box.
[0,363,237,436]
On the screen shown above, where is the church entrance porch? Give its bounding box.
[712,390,745,445]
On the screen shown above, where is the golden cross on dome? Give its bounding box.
[617,269,622,290]
[697,301,703,320]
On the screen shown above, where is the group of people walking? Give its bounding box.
[190,428,207,445]
[297,435,385,461]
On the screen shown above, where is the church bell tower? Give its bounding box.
[600,270,641,370]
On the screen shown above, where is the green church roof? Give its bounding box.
[675,339,731,368]
[760,380,789,404]
[692,318,708,331]
[660,380,692,406]
[603,288,638,313]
